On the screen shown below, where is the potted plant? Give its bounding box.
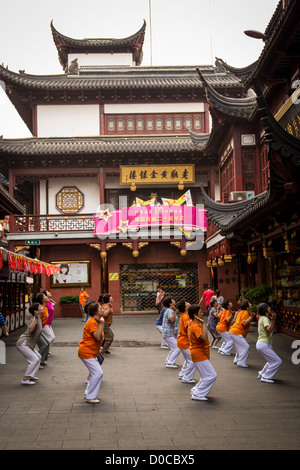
[237,284,273,311]
[59,294,80,317]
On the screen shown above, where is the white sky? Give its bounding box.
[0,0,279,138]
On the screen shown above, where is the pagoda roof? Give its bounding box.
[201,79,300,236]
[0,64,241,91]
[51,20,146,70]
[196,68,257,120]
[214,58,258,84]
[0,182,25,215]
[187,70,257,156]
[0,64,243,133]
[0,134,197,156]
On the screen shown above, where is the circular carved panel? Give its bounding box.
[56,186,84,214]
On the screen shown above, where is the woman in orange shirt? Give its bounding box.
[187,304,217,401]
[35,292,50,367]
[176,299,196,384]
[78,301,105,404]
[217,300,234,355]
[229,300,255,368]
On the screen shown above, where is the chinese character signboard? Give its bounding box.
[94,205,206,236]
[120,165,195,185]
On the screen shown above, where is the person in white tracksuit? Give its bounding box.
[256,303,282,384]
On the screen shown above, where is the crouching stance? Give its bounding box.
[16,303,43,385]
[187,304,217,401]
[78,301,105,404]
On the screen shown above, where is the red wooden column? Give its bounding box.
[8,169,15,197]
[233,128,243,190]
[98,167,105,205]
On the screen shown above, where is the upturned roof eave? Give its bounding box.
[196,67,257,120]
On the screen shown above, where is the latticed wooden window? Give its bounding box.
[242,149,255,190]
[56,186,84,214]
[261,145,269,192]
[221,154,234,195]
[194,116,202,129]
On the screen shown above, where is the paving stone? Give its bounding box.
[0,317,299,451]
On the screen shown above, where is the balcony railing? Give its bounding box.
[11,214,95,233]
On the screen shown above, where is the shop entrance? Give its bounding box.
[120,263,199,312]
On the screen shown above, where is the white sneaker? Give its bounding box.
[261,377,274,384]
[165,364,178,368]
[182,379,196,384]
[85,398,100,404]
[237,363,249,368]
[191,395,208,401]
[21,380,36,385]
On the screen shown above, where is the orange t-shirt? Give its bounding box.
[177,312,191,349]
[78,317,103,359]
[79,291,89,305]
[188,321,210,362]
[229,310,251,338]
[216,309,232,333]
[41,306,48,328]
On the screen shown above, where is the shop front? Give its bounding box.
[0,248,60,335]
[119,262,199,312]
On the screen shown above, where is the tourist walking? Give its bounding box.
[155,306,169,349]
[256,303,282,383]
[176,299,196,383]
[78,301,105,404]
[216,300,234,355]
[187,304,217,401]
[199,285,215,315]
[100,294,114,356]
[161,297,180,368]
[16,303,43,384]
[207,298,221,349]
[229,300,255,367]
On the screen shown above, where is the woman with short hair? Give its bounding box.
[78,301,105,404]
[256,303,282,383]
[16,303,43,385]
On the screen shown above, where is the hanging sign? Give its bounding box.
[120,164,195,185]
[94,205,206,236]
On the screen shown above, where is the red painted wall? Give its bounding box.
[39,241,210,317]
[40,244,101,317]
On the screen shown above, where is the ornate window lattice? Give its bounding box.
[56,186,84,214]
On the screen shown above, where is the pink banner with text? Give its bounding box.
[94,205,206,235]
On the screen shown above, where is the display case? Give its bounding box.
[276,265,300,308]
[275,255,300,336]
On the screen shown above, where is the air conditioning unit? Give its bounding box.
[230,191,255,201]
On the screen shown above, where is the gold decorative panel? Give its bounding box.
[56,186,84,214]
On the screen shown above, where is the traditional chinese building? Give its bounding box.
[196,0,300,337]
[0,20,245,316]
